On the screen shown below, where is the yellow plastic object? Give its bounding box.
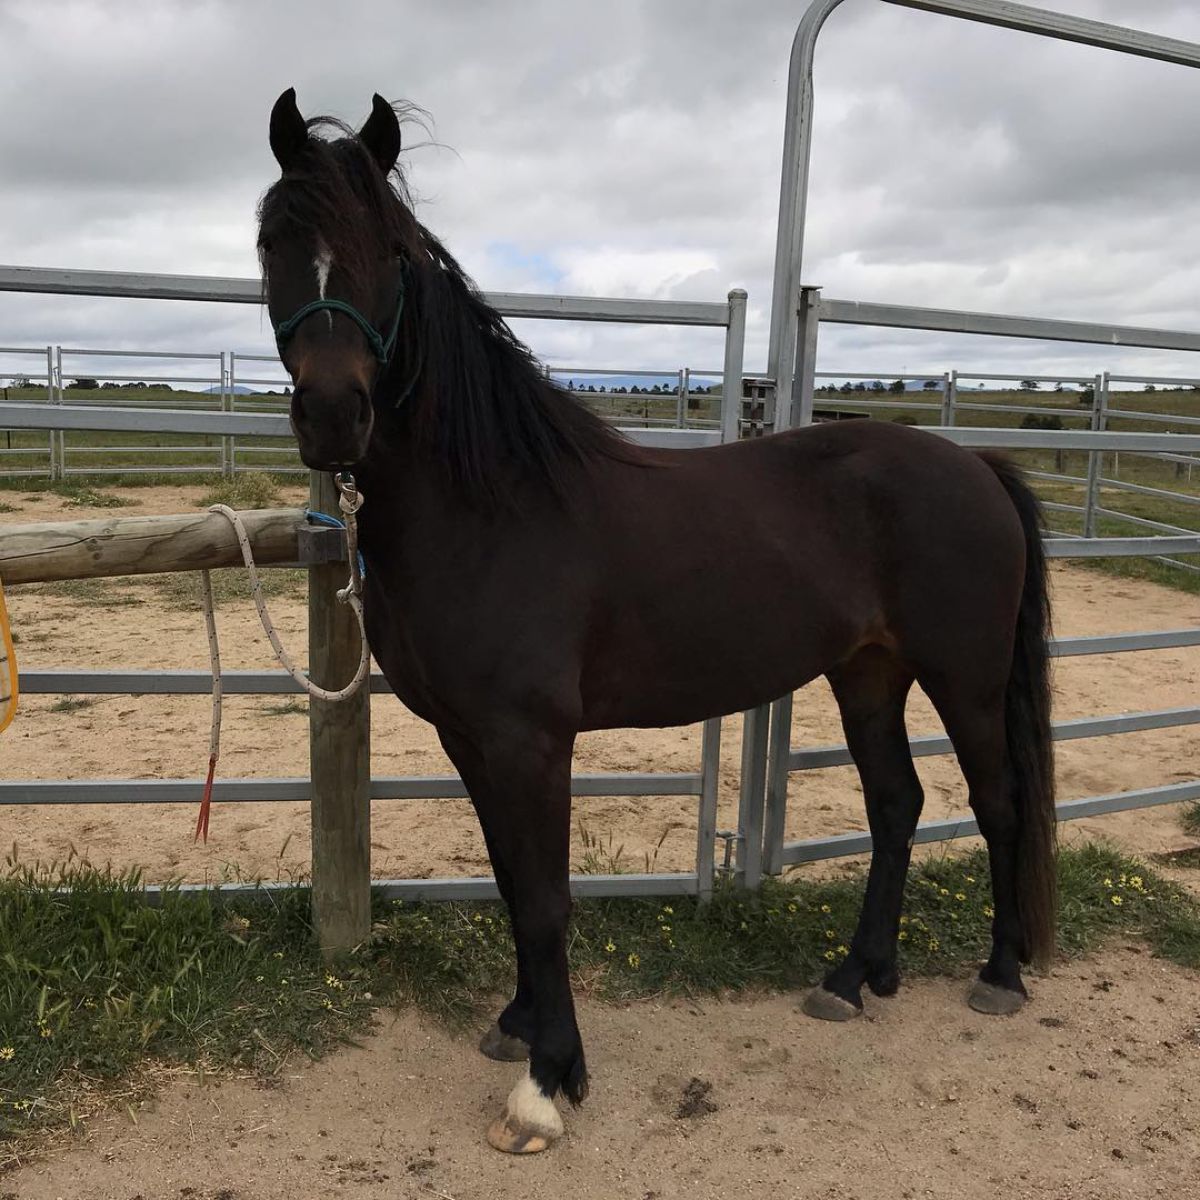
[0,577,16,734]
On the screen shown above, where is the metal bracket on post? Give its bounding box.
[715,830,741,879]
[740,378,775,439]
[295,522,349,566]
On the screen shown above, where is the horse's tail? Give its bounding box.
[981,453,1057,967]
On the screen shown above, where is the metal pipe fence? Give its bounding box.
[1,345,730,478]
[0,283,749,925]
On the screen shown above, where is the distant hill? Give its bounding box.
[201,383,261,395]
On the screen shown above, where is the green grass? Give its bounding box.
[0,856,371,1142]
[1181,802,1200,839]
[16,568,306,613]
[198,472,283,510]
[2,843,1194,1148]
[47,697,95,715]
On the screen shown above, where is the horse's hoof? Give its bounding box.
[486,1114,557,1154]
[479,1022,530,1062]
[968,979,1027,1016]
[486,1072,564,1155]
[801,986,862,1022]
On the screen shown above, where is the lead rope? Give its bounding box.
[195,473,369,842]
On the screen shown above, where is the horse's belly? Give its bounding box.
[579,614,858,730]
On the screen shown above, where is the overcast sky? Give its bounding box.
[2,0,1200,390]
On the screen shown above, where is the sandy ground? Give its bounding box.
[8,946,1200,1200]
[2,484,1200,1197]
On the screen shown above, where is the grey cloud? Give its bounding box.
[0,0,1199,386]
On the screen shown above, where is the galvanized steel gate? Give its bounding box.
[749,0,1200,887]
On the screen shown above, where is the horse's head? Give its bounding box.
[257,88,412,471]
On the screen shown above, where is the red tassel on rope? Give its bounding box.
[195,752,216,843]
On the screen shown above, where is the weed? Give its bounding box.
[198,472,282,510]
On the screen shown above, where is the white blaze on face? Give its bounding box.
[314,244,334,331]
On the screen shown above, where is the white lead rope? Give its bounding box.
[195,473,370,842]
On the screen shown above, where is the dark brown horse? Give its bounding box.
[258,89,1056,1154]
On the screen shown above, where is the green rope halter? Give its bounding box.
[274,275,406,366]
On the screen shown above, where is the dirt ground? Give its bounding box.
[2,484,1200,1196]
[8,946,1200,1200]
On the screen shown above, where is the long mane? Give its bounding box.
[257,115,642,506]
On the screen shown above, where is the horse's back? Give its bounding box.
[579,420,1026,727]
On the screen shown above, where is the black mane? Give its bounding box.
[258,115,641,506]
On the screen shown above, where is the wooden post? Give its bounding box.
[308,471,372,959]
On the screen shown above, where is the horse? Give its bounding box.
[257,88,1056,1154]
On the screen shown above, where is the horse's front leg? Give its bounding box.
[472,725,586,1154]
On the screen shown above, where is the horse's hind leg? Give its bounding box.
[437,728,533,1062]
[920,678,1029,1014]
[803,648,922,1021]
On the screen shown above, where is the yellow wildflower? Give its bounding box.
[1111,894,1123,907]
[820,904,831,914]
[0,1046,14,1061]
[627,952,640,969]
[954,893,966,902]
[823,950,836,960]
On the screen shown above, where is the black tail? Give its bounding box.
[982,454,1057,967]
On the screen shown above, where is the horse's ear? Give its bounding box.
[359,94,402,175]
[269,87,308,172]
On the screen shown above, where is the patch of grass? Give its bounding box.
[14,579,145,608]
[2,844,1197,1148]
[198,472,282,510]
[0,857,373,1142]
[46,482,135,509]
[0,502,17,514]
[1181,802,1200,839]
[140,566,306,612]
[262,700,307,717]
[47,697,95,715]
[370,843,1200,1023]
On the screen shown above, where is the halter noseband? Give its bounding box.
[274,274,406,366]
